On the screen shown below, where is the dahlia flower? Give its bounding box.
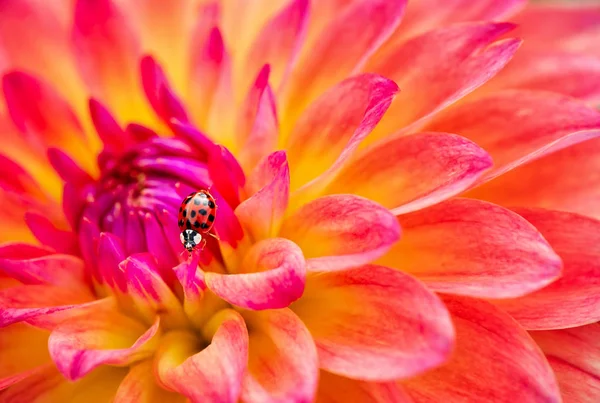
[1,0,599,402]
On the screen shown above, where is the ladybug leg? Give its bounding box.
[207,231,221,241]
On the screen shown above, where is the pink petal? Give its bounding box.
[493,209,600,330]
[285,73,398,204]
[292,265,454,381]
[96,233,127,293]
[204,238,305,310]
[0,245,86,288]
[281,195,400,272]
[89,98,129,153]
[424,90,600,182]
[236,151,289,241]
[24,212,79,255]
[242,0,309,93]
[157,309,248,403]
[284,0,406,116]
[49,311,160,380]
[530,324,600,402]
[119,254,188,329]
[365,22,521,141]
[0,154,46,199]
[0,284,94,328]
[377,199,562,298]
[399,295,561,402]
[466,137,600,220]
[114,360,185,403]
[242,309,318,403]
[323,132,492,215]
[72,0,149,125]
[486,51,600,103]
[316,371,412,403]
[47,147,94,188]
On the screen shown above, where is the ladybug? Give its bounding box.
[178,190,218,252]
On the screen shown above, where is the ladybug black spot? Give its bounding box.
[194,221,201,228]
[200,223,210,229]
[190,210,196,218]
[208,214,215,222]
[199,209,208,216]
[208,201,215,208]
[178,220,184,227]
[186,220,192,229]
[179,206,183,212]
[182,209,187,218]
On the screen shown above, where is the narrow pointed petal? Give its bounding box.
[280,195,400,272]
[0,323,50,389]
[205,238,305,310]
[316,371,412,403]
[97,233,127,292]
[0,284,94,328]
[377,199,562,298]
[72,0,150,125]
[365,22,521,140]
[242,309,318,403]
[323,133,492,215]
[285,0,406,116]
[25,212,78,255]
[242,0,309,92]
[120,254,188,328]
[285,74,398,195]
[47,148,94,188]
[0,245,85,288]
[89,98,129,153]
[493,209,600,330]
[236,152,289,241]
[530,324,600,403]
[292,265,454,381]
[400,295,561,402]
[49,312,160,381]
[157,310,249,403]
[114,360,185,403]
[2,72,94,172]
[0,154,46,199]
[425,90,600,182]
[467,137,600,220]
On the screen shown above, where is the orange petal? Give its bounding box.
[280,195,400,272]
[292,265,454,381]
[323,132,492,215]
[241,0,308,93]
[236,151,289,241]
[49,311,160,380]
[284,73,398,195]
[530,324,600,403]
[365,22,521,141]
[466,137,600,220]
[399,295,561,402]
[72,0,154,127]
[424,89,600,182]
[242,309,318,403]
[113,360,184,403]
[283,0,406,120]
[493,209,600,330]
[316,371,412,403]
[378,199,561,298]
[157,309,248,403]
[0,323,50,389]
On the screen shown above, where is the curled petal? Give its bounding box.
[530,324,600,403]
[157,310,249,403]
[114,360,184,403]
[425,90,600,182]
[377,199,562,298]
[49,312,160,381]
[242,309,318,403]
[205,238,305,310]
[493,209,600,330]
[400,295,561,402]
[285,0,406,116]
[323,132,492,215]
[281,195,400,272]
[366,22,521,140]
[292,265,454,381]
[236,151,290,241]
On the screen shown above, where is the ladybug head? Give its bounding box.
[180,229,202,252]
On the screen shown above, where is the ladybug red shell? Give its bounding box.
[178,190,217,251]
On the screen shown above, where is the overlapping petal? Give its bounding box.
[493,209,600,330]
[280,195,400,272]
[377,199,562,298]
[114,360,185,403]
[292,265,454,381]
[316,371,412,403]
